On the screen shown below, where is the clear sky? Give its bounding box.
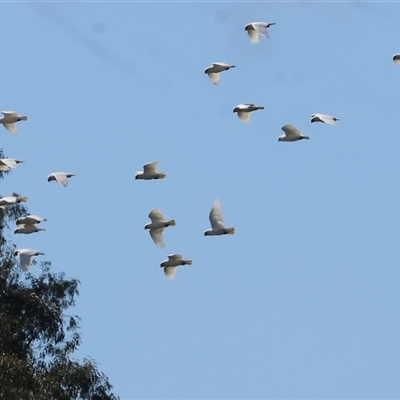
[1,2,400,399]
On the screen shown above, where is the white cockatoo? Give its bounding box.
[0,158,24,171]
[244,22,276,43]
[16,215,46,225]
[160,254,193,280]
[204,62,235,85]
[204,199,235,236]
[14,249,45,271]
[278,124,310,142]
[0,111,27,135]
[233,104,264,123]
[0,196,28,208]
[311,114,339,125]
[14,223,45,234]
[145,208,176,248]
[135,161,166,180]
[47,172,75,187]
[393,54,400,64]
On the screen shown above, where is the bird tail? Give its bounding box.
[157,173,166,179]
[166,219,176,227]
[19,116,28,121]
[225,227,235,235]
[302,136,310,140]
[183,260,193,266]
[18,197,28,203]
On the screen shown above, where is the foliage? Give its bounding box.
[0,150,118,399]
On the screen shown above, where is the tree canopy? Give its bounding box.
[0,149,118,399]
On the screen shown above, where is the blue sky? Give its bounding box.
[1,1,400,399]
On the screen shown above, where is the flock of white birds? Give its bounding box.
[2,21,400,277]
[0,112,77,271]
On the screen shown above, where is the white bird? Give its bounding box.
[204,62,235,85]
[145,208,176,248]
[14,249,45,272]
[16,214,46,225]
[244,22,276,43]
[0,196,28,207]
[233,104,264,123]
[14,223,45,235]
[135,161,166,180]
[0,158,24,172]
[204,199,235,236]
[393,54,400,64]
[311,114,339,125]
[278,124,310,142]
[47,172,75,187]
[160,254,193,280]
[0,111,27,135]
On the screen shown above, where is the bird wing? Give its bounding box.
[207,72,220,85]
[150,228,165,248]
[1,111,17,117]
[253,22,269,37]
[53,173,68,187]
[238,111,250,123]
[143,162,158,174]
[209,199,225,230]
[149,208,165,223]
[282,124,301,138]
[18,252,34,271]
[168,253,183,262]
[163,266,176,279]
[3,123,17,135]
[247,28,259,43]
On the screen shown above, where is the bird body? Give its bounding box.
[14,223,45,235]
[244,22,276,43]
[160,254,193,279]
[311,114,339,125]
[145,208,176,248]
[47,172,75,187]
[0,111,27,135]
[0,158,24,171]
[204,199,235,236]
[16,214,46,225]
[14,249,45,271]
[135,161,166,180]
[204,62,235,85]
[233,104,264,123]
[0,196,28,207]
[279,124,310,142]
[393,54,400,64]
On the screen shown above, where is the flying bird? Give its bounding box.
[393,54,400,64]
[0,196,28,207]
[47,172,75,187]
[311,114,339,125]
[16,214,46,225]
[233,104,264,123]
[145,208,176,248]
[0,111,27,135]
[204,199,235,236]
[244,22,276,43]
[160,254,193,280]
[0,158,24,171]
[14,223,45,235]
[279,124,310,142]
[204,62,235,85]
[135,161,166,180]
[14,249,45,271]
